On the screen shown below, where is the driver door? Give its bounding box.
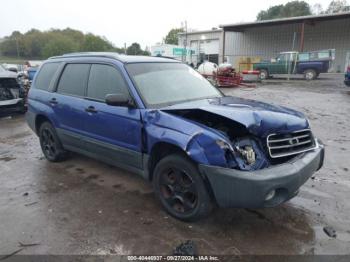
[81,63,143,170]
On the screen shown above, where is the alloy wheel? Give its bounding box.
[159,167,198,214]
[41,128,57,158]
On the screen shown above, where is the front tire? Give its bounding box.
[39,122,68,162]
[153,154,213,222]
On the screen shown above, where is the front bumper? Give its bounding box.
[0,99,26,117]
[199,142,325,208]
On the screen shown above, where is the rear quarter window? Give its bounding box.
[34,62,61,90]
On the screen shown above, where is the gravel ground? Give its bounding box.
[0,73,349,256]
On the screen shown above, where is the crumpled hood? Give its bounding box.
[161,96,308,137]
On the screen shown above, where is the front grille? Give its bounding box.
[267,129,316,158]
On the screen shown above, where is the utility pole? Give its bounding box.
[124,43,127,55]
[181,21,188,63]
[184,20,187,63]
[15,37,20,60]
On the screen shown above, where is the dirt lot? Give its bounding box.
[0,74,349,256]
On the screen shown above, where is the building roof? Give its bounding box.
[220,12,350,31]
[178,29,222,36]
[50,52,179,63]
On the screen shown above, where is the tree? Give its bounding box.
[126,43,149,56]
[82,33,114,52]
[257,1,312,21]
[41,36,79,58]
[312,3,323,15]
[257,5,284,21]
[0,28,120,59]
[324,0,350,13]
[0,31,25,57]
[164,28,184,45]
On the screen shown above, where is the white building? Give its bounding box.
[178,29,222,66]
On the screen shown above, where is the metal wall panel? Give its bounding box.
[224,17,350,72]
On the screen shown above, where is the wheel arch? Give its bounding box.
[304,68,319,74]
[147,142,189,181]
[148,141,218,206]
[35,114,52,135]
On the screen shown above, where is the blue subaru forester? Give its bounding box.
[27,52,324,221]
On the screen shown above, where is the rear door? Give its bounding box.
[52,63,91,148]
[81,63,143,170]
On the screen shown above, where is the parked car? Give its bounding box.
[26,53,324,221]
[345,66,350,87]
[0,65,26,117]
[27,67,38,82]
[253,50,334,80]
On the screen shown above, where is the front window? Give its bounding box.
[126,62,222,107]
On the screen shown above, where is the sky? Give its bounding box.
[0,0,335,48]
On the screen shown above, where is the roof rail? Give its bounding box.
[49,52,121,60]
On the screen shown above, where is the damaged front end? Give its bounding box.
[157,94,322,172]
[163,108,270,172]
[0,77,26,117]
[145,102,324,208]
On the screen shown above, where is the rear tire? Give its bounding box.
[153,154,213,222]
[39,122,68,162]
[259,69,269,80]
[304,69,317,80]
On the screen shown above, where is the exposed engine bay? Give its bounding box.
[164,108,303,171]
[0,78,21,101]
[0,77,25,116]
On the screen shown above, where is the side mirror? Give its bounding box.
[105,93,134,108]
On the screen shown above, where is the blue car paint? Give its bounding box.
[27,68,38,81]
[26,53,325,210]
[296,60,329,74]
[29,57,145,149]
[160,96,309,137]
[28,55,310,169]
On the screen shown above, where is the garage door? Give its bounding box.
[199,39,219,55]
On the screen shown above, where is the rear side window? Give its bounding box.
[87,64,129,101]
[34,63,61,90]
[57,64,90,96]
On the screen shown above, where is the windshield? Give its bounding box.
[0,65,5,72]
[126,62,222,107]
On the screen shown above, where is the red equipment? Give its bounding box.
[200,64,256,88]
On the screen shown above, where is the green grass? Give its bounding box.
[0,56,40,64]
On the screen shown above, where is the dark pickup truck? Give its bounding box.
[253,50,334,80]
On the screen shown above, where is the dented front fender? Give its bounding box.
[142,110,231,167]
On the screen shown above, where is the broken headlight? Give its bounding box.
[232,137,269,171]
[236,145,256,165]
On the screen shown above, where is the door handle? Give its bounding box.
[85,106,98,113]
[49,98,58,105]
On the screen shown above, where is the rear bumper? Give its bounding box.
[199,141,325,208]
